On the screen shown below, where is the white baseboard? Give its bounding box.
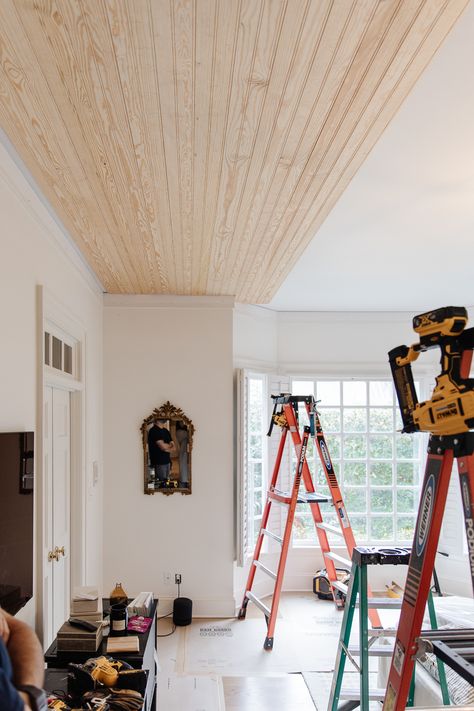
[157,596,237,618]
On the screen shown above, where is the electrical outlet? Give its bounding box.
[163,572,172,585]
[175,573,182,585]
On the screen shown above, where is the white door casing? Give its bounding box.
[43,386,71,648]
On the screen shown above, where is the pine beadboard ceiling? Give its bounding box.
[0,1,469,302]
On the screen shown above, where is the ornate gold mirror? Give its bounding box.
[141,402,194,495]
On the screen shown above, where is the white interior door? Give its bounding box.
[43,386,71,647]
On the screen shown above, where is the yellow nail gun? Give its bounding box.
[389,306,474,435]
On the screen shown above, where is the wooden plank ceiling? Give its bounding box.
[0,1,468,302]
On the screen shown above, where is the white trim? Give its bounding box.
[104,294,235,309]
[36,286,87,643]
[157,597,237,618]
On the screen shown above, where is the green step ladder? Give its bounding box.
[328,546,450,711]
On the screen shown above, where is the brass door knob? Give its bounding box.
[48,549,59,562]
[56,546,65,557]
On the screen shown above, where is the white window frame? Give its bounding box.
[289,375,430,548]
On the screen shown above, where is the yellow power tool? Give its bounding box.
[389,306,474,435]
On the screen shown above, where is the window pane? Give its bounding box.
[249,434,262,458]
[397,462,419,486]
[369,408,393,433]
[397,488,417,513]
[397,516,416,541]
[371,489,393,512]
[369,381,393,406]
[396,433,417,459]
[52,336,62,370]
[343,435,366,459]
[325,435,341,459]
[371,517,393,540]
[370,462,393,486]
[64,343,73,374]
[44,332,50,366]
[350,516,367,540]
[254,490,262,516]
[369,435,393,459]
[319,408,341,433]
[293,380,314,396]
[343,408,367,433]
[316,464,339,490]
[251,462,262,488]
[317,381,340,405]
[344,462,367,485]
[345,488,367,513]
[294,513,313,542]
[343,381,366,406]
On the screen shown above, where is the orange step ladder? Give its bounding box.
[238,394,381,650]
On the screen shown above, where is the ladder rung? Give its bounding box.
[331,580,348,595]
[368,628,398,637]
[348,643,394,657]
[325,551,352,568]
[297,492,329,503]
[253,560,277,580]
[245,591,271,618]
[339,688,386,701]
[356,597,402,609]
[316,522,344,537]
[261,528,283,544]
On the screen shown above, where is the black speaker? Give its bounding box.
[173,597,192,626]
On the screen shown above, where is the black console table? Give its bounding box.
[44,598,157,711]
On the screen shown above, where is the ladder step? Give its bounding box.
[245,591,271,618]
[261,528,283,544]
[331,580,348,595]
[253,560,277,580]
[297,491,329,503]
[316,522,344,537]
[356,597,403,609]
[348,643,394,657]
[325,551,352,568]
[339,688,386,701]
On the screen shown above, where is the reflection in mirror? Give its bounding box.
[141,402,194,496]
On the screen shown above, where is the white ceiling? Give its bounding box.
[270,0,474,312]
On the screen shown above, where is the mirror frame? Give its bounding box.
[141,401,194,496]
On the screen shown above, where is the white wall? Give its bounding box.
[0,139,103,630]
[103,296,235,616]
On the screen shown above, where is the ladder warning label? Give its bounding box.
[199,626,233,637]
[393,641,405,676]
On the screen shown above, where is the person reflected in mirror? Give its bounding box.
[175,421,189,488]
[148,418,175,487]
[0,608,46,710]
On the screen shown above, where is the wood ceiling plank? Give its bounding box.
[79,0,167,293]
[0,2,127,291]
[150,0,185,291]
[171,0,195,293]
[218,0,353,295]
[14,0,145,291]
[206,0,284,291]
[255,0,469,303]
[195,0,243,293]
[191,0,218,291]
[103,0,173,292]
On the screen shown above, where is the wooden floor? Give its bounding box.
[222,674,316,711]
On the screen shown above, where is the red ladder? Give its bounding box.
[238,394,381,650]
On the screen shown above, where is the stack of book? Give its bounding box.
[127,592,153,617]
[56,619,103,652]
[70,586,103,623]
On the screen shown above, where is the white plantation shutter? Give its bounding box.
[236,368,247,567]
[267,375,291,543]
